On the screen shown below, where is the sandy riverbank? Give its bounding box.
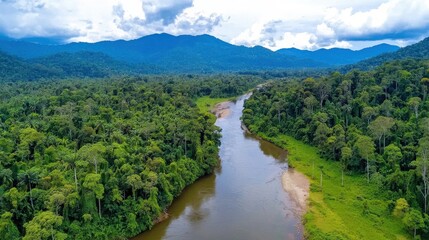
[282,168,310,212]
[212,101,232,118]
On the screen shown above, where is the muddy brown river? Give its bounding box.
[134,94,303,240]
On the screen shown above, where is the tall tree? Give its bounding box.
[49,193,66,216]
[402,208,425,239]
[368,116,395,152]
[17,128,45,161]
[314,123,332,150]
[340,146,352,186]
[421,77,429,101]
[383,144,402,174]
[407,97,421,119]
[362,106,377,126]
[18,169,39,210]
[78,143,106,174]
[355,135,375,183]
[126,174,144,200]
[316,80,331,109]
[304,95,318,113]
[412,137,429,213]
[82,173,104,218]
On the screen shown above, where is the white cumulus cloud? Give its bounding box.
[230,0,429,50]
[0,0,224,43]
[322,0,429,41]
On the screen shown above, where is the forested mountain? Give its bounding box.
[276,43,399,66]
[0,75,262,239]
[0,51,155,81]
[348,37,429,70]
[0,34,401,74]
[243,59,429,239]
[30,52,156,77]
[0,51,56,81]
[0,34,325,72]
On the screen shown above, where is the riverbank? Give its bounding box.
[195,96,232,114]
[212,101,231,118]
[282,169,309,212]
[252,133,408,240]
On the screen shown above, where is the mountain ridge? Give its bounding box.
[0,33,408,78]
[347,37,429,70]
[0,33,399,64]
[276,43,399,66]
[0,33,327,71]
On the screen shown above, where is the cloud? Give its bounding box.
[0,0,46,12]
[0,0,223,43]
[108,1,223,39]
[0,0,82,40]
[231,0,429,50]
[170,9,224,35]
[231,20,350,50]
[323,0,429,41]
[142,0,193,25]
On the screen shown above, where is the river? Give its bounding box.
[134,94,303,240]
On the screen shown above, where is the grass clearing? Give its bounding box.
[195,96,232,113]
[258,133,410,240]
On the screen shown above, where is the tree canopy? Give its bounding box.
[0,75,261,239]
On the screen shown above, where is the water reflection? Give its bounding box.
[243,131,288,161]
[134,174,216,239]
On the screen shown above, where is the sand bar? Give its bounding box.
[212,101,232,118]
[282,168,310,212]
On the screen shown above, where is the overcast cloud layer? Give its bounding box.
[0,0,428,50]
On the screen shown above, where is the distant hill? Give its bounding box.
[347,37,429,70]
[0,33,413,79]
[0,33,402,74]
[0,51,54,81]
[30,51,155,77]
[276,43,399,66]
[0,34,327,72]
[0,51,157,82]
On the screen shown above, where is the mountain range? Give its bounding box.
[0,33,425,80]
[345,37,429,70]
[276,43,399,66]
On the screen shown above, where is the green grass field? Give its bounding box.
[195,96,232,113]
[258,133,410,240]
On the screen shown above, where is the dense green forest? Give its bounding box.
[243,59,429,239]
[0,75,261,239]
[0,50,154,82]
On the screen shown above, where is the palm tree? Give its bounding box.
[0,168,13,187]
[18,169,39,210]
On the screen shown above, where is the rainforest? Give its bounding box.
[2,1,429,239]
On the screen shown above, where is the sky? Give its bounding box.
[0,0,429,50]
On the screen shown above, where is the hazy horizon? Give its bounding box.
[0,32,408,52]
